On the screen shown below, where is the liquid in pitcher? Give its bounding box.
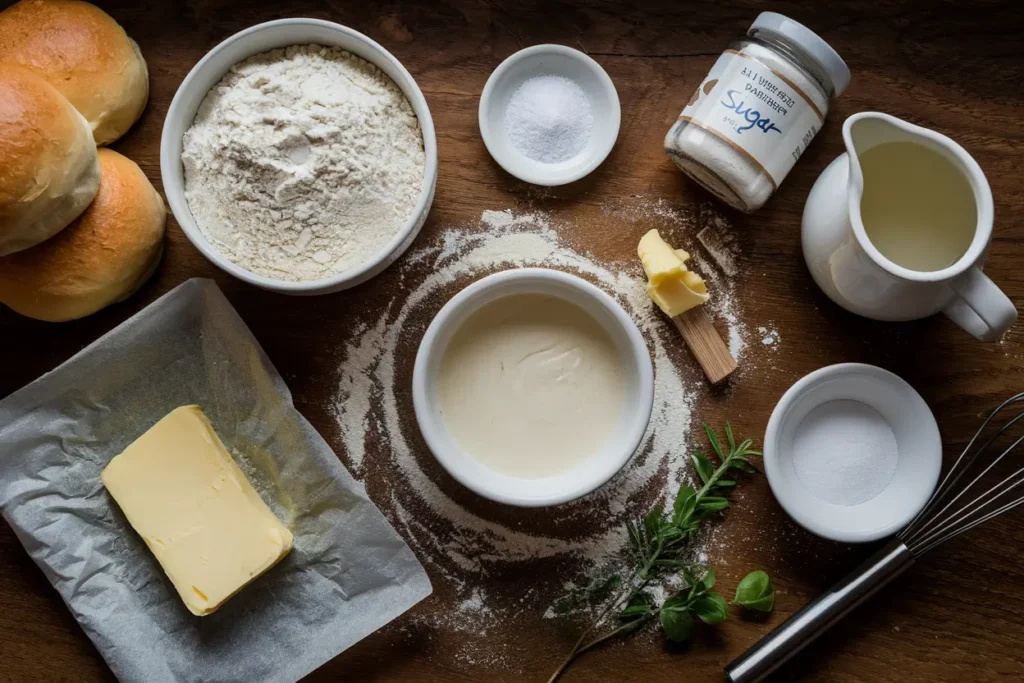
[859,142,976,272]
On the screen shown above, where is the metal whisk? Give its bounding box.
[725,392,1024,683]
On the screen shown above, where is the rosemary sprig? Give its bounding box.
[547,423,767,683]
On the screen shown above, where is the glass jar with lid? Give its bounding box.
[664,13,850,212]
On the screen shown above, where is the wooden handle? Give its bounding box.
[671,307,737,384]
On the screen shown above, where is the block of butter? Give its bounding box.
[637,229,710,317]
[102,405,293,616]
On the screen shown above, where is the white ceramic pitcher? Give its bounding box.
[802,112,1016,341]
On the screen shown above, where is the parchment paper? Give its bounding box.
[0,279,432,683]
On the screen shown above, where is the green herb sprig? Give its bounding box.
[547,424,772,683]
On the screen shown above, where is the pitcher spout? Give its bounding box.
[842,112,935,210]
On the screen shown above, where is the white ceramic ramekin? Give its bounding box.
[764,363,942,543]
[160,18,437,295]
[479,44,620,186]
[412,268,654,507]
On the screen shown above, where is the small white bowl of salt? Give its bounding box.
[479,44,620,186]
[763,363,943,543]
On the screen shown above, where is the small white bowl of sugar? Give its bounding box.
[479,44,620,186]
[763,363,942,543]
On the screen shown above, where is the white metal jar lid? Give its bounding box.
[749,12,851,96]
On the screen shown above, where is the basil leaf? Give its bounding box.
[702,568,716,591]
[662,592,690,611]
[660,604,695,642]
[681,567,697,591]
[692,592,729,624]
[739,593,775,612]
[731,570,775,612]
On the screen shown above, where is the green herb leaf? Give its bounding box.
[620,591,655,619]
[703,423,724,461]
[673,485,697,522]
[643,505,664,540]
[662,592,690,611]
[701,568,716,591]
[660,601,695,642]
[698,496,730,511]
[730,458,758,474]
[547,424,764,683]
[692,592,729,624]
[626,520,641,550]
[731,570,775,612]
[681,566,697,590]
[691,451,715,484]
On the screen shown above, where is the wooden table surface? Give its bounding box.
[3,0,1024,681]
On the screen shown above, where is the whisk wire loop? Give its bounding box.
[900,391,1024,554]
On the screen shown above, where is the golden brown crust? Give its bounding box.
[0,148,166,321]
[0,64,100,255]
[0,0,149,145]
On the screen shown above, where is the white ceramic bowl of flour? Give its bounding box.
[160,19,437,295]
[413,268,654,507]
[764,363,942,543]
[479,45,620,186]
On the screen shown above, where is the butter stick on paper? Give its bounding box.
[0,279,431,683]
[102,405,294,616]
[638,230,736,383]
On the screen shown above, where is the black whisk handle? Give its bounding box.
[724,539,915,683]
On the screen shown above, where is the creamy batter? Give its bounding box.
[437,293,627,479]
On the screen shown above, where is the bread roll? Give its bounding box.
[0,149,166,322]
[0,65,100,256]
[0,0,149,145]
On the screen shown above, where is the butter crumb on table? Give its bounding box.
[101,405,293,616]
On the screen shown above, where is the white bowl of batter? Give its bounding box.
[412,268,654,507]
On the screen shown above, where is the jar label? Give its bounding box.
[678,50,824,188]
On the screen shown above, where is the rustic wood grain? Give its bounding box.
[673,308,737,384]
[2,1,1023,682]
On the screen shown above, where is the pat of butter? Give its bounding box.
[637,229,710,317]
[102,405,293,616]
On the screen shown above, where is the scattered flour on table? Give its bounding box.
[697,216,740,276]
[331,202,758,669]
[334,209,697,559]
[759,325,780,348]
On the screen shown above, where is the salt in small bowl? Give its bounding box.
[763,363,942,543]
[478,44,620,186]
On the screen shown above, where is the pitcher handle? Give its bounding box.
[943,266,1017,341]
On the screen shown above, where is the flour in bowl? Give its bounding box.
[182,44,425,282]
